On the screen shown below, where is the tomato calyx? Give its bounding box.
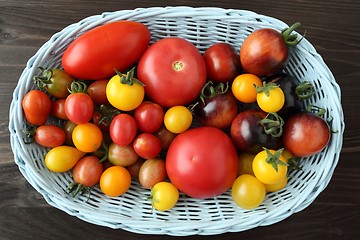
[67,181,91,198]
[260,112,284,137]
[67,80,87,94]
[95,104,121,127]
[264,148,288,172]
[295,81,315,99]
[147,189,158,212]
[115,67,145,86]
[199,81,229,103]
[33,67,54,88]
[21,124,37,144]
[281,22,306,47]
[255,81,279,97]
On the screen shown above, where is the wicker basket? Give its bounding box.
[9,7,344,236]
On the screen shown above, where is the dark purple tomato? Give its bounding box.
[240,23,303,77]
[195,91,238,129]
[230,109,282,153]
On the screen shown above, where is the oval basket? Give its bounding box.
[9,6,344,236]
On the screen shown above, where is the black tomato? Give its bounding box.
[230,109,283,153]
[194,82,238,129]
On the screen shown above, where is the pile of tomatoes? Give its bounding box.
[21,20,331,211]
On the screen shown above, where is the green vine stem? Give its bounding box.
[295,81,315,99]
[115,67,145,86]
[260,112,284,137]
[200,81,229,103]
[281,22,306,46]
[67,80,88,94]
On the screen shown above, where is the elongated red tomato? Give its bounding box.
[22,90,52,126]
[137,37,207,107]
[62,21,150,80]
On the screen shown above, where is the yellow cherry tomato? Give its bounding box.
[232,74,262,103]
[100,166,131,197]
[45,146,85,172]
[232,174,266,210]
[151,182,179,211]
[72,122,103,153]
[106,68,144,111]
[256,82,285,113]
[265,175,288,192]
[252,148,288,185]
[164,106,192,133]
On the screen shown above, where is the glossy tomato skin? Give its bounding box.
[44,69,74,99]
[240,28,288,77]
[230,110,282,153]
[62,21,150,80]
[72,155,103,187]
[283,112,330,157]
[133,133,162,160]
[65,93,94,124]
[138,158,167,189]
[109,113,137,146]
[203,42,241,83]
[134,101,164,133]
[35,125,66,148]
[137,37,207,107]
[166,126,238,198]
[45,146,85,172]
[87,79,109,105]
[22,90,52,126]
[195,91,238,129]
[51,98,68,120]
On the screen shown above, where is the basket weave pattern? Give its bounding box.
[9,7,344,236]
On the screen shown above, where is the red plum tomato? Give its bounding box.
[109,113,137,146]
[62,21,150,80]
[22,90,52,126]
[34,125,66,148]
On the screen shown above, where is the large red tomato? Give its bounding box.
[62,21,150,80]
[166,127,238,198]
[137,37,207,107]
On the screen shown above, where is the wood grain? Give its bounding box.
[1,0,359,239]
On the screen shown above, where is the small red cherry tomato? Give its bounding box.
[109,113,137,146]
[34,125,66,148]
[203,42,241,83]
[51,98,68,120]
[134,101,164,133]
[133,133,162,159]
[22,90,52,126]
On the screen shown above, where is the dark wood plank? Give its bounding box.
[1,0,359,239]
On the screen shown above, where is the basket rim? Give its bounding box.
[9,6,345,236]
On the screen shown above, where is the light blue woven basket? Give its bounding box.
[9,7,344,236]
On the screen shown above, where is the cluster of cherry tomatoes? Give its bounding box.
[21,20,331,211]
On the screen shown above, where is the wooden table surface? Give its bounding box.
[1,0,359,239]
